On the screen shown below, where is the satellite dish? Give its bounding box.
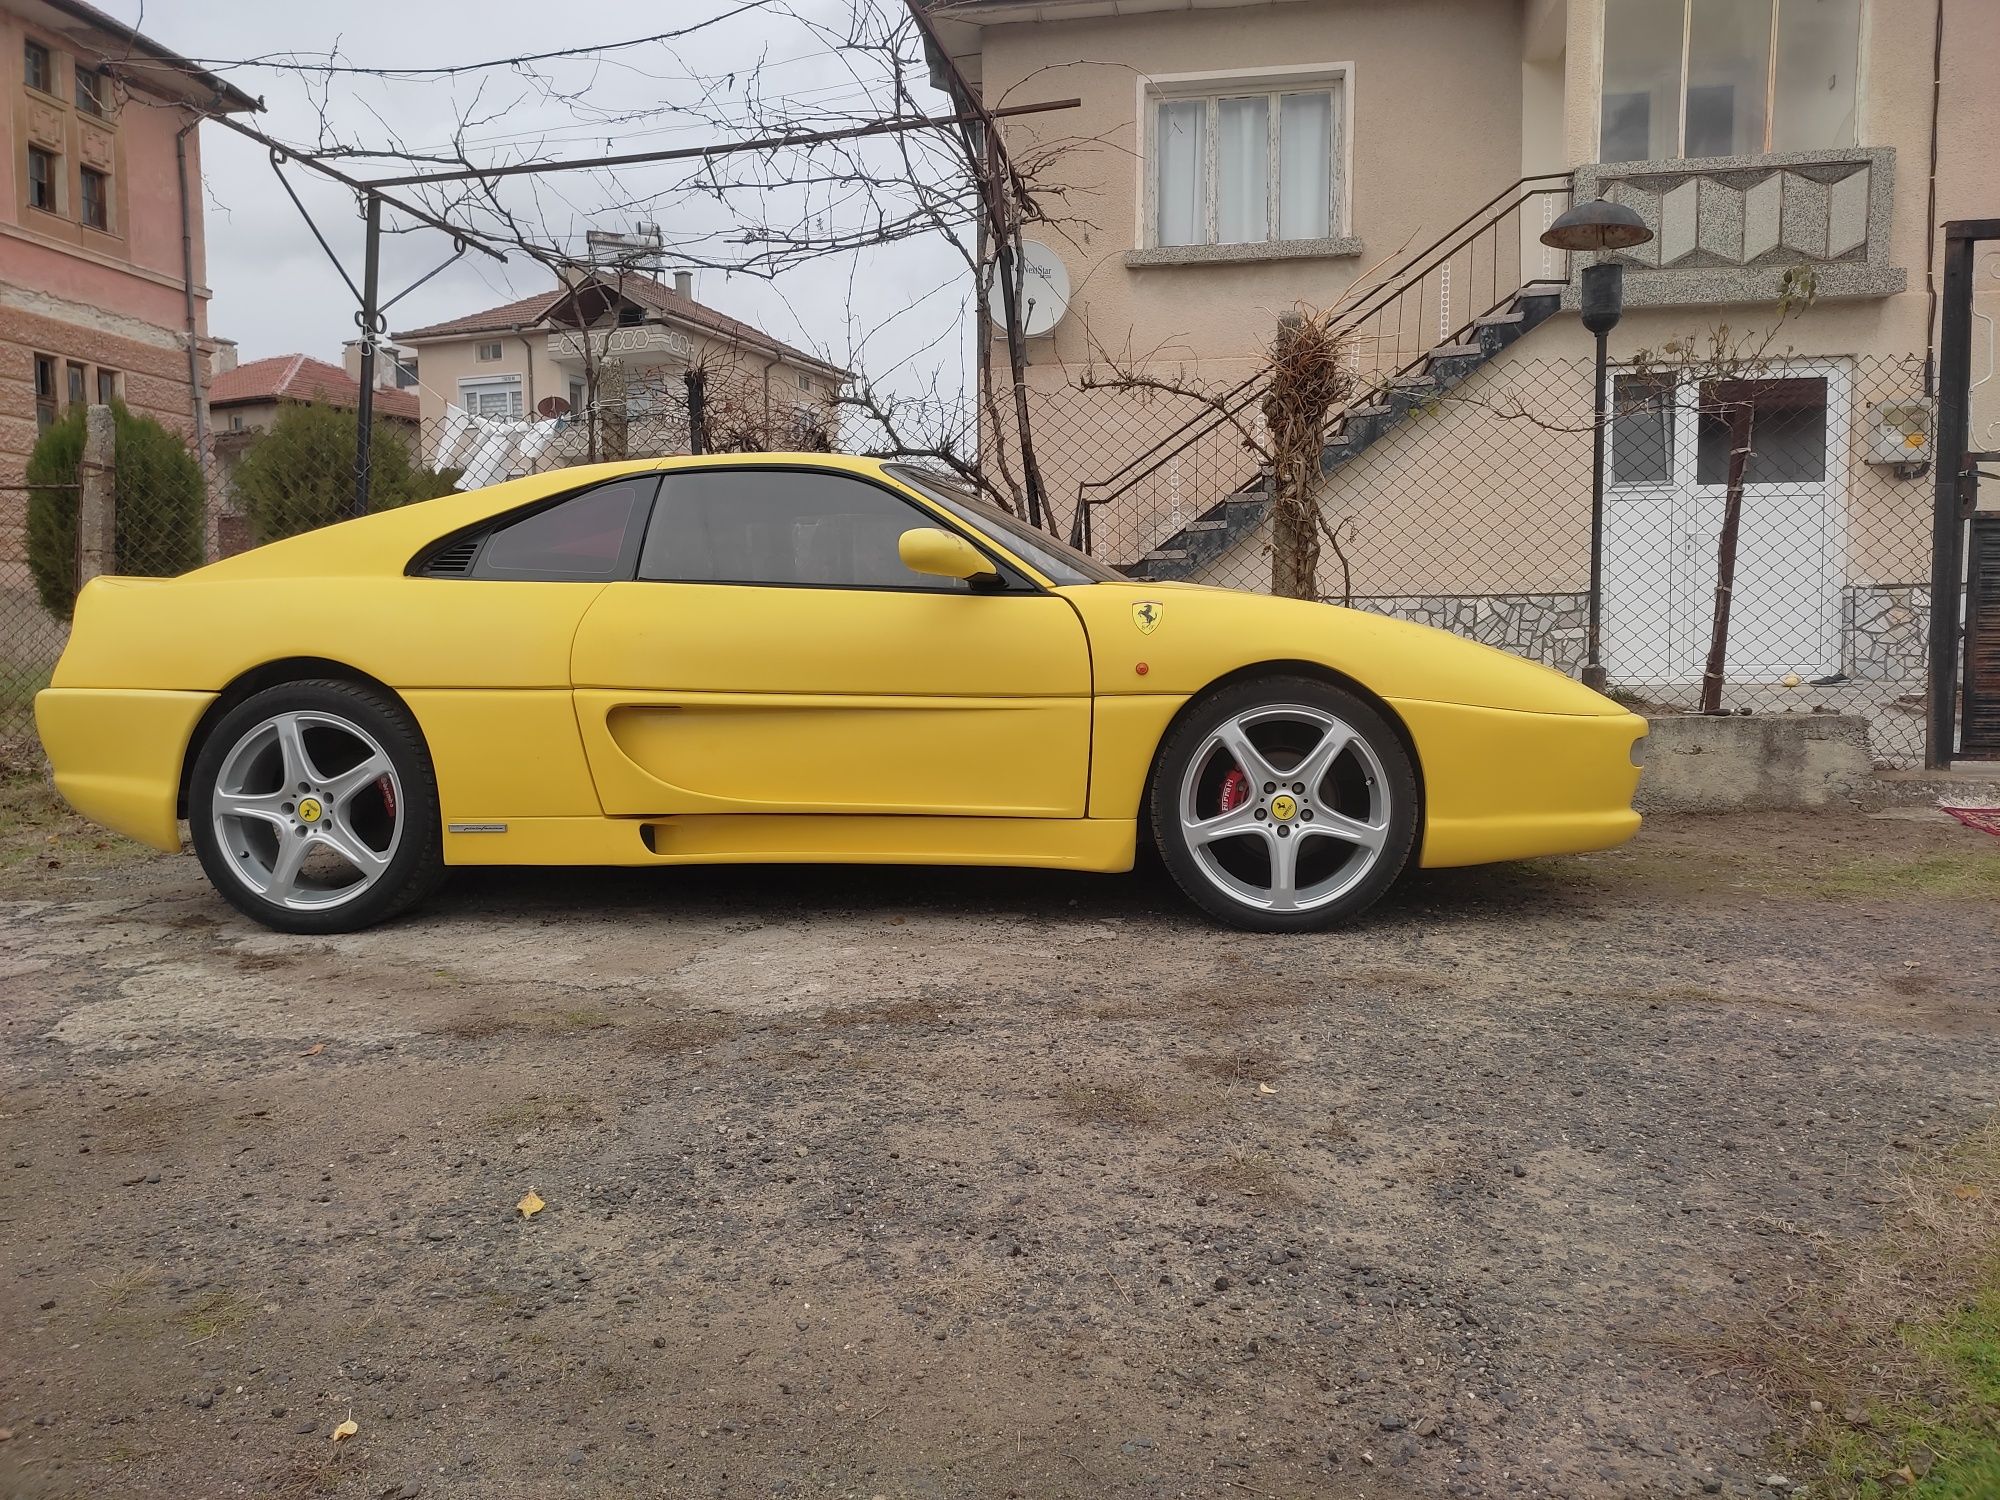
[536,396,571,419]
[986,240,1070,337]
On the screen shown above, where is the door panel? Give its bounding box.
[1605,365,1847,682]
[572,582,1092,817]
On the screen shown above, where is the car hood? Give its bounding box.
[1062,580,1627,717]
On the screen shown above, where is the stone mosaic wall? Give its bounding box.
[1842,583,1929,683]
[1350,592,1589,675]
[1349,586,1930,692]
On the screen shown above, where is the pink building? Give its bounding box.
[1,0,258,542]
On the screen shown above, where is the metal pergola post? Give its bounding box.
[352,192,382,520]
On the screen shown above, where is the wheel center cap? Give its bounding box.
[298,796,323,824]
[1270,793,1298,822]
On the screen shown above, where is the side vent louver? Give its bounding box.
[425,537,482,576]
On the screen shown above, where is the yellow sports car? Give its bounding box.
[36,454,1644,934]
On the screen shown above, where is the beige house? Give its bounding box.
[392,270,847,471]
[931,0,1999,724]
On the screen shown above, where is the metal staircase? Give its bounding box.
[1067,173,1577,582]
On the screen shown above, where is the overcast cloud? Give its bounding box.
[98,1,975,401]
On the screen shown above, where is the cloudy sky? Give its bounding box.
[101,1,976,398]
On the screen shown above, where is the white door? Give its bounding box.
[1604,363,1847,684]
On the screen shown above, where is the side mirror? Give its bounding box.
[897,527,1000,587]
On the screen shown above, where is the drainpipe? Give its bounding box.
[175,117,207,457]
[1921,0,1945,395]
[515,330,537,415]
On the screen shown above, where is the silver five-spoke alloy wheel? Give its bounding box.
[1176,702,1392,913]
[211,710,404,911]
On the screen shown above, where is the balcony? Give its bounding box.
[1570,147,1903,308]
[549,324,694,368]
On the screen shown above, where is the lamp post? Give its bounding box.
[1540,199,1655,693]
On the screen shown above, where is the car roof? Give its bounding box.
[185,454,1009,583]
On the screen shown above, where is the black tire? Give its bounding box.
[188,679,444,934]
[1148,675,1420,932]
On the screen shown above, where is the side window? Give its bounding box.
[442,475,656,581]
[638,469,981,591]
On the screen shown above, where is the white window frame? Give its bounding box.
[1135,63,1353,252]
[1595,0,1866,162]
[459,374,523,419]
[475,340,504,362]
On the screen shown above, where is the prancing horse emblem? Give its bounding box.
[1132,601,1163,635]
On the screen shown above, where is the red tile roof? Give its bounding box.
[208,354,420,422]
[393,276,844,376]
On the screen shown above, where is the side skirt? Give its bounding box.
[442,814,1138,872]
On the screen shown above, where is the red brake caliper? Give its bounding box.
[1218,769,1250,814]
[376,774,397,821]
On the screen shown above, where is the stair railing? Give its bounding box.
[1069,172,1575,560]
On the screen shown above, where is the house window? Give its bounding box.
[796,371,814,393]
[80,168,109,231]
[459,376,523,419]
[1600,0,1860,162]
[96,367,118,404]
[229,414,245,432]
[24,39,52,95]
[1610,374,1676,487]
[475,341,503,362]
[1151,78,1342,248]
[1695,376,1828,484]
[76,65,106,117]
[34,354,58,431]
[567,379,585,412]
[617,304,644,328]
[66,361,86,406]
[28,147,58,213]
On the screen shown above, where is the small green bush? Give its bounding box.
[232,402,455,546]
[26,403,207,620]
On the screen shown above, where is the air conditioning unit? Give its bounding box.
[1865,400,1933,470]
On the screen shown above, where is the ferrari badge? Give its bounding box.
[1132,601,1164,635]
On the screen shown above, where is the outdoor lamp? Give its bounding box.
[1540,199,1656,692]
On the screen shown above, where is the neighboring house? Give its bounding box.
[206,349,422,437]
[204,349,421,556]
[391,269,847,467]
[929,0,1999,703]
[1,0,258,572]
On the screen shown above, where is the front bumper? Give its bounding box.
[33,688,213,852]
[1394,699,1646,868]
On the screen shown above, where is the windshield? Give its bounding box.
[884,463,1123,585]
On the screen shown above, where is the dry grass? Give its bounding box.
[0,766,151,883]
[482,1094,595,1131]
[1091,981,1304,1023]
[625,1014,734,1054]
[1054,1080,1168,1128]
[1185,1152,1299,1203]
[435,1004,619,1042]
[1177,1045,1287,1082]
[176,1289,255,1342]
[815,995,961,1028]
[1667,1119,2000,1496]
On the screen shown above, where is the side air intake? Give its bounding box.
[424,537,482,576]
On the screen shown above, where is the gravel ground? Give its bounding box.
[2,810,1997,1500]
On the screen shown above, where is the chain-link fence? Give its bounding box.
[1043,348,1935,767]
[1,341,1936,774]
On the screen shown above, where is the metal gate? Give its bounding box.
[1928,218,2000,767]
[1964,515,2000,759]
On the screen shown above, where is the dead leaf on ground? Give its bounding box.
[298,1042,325,1058]
[1952,1184,1981,1200]
[1257,1082,1277,1095]
[517,1188,545,1219]
[331,1416,358,1443]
